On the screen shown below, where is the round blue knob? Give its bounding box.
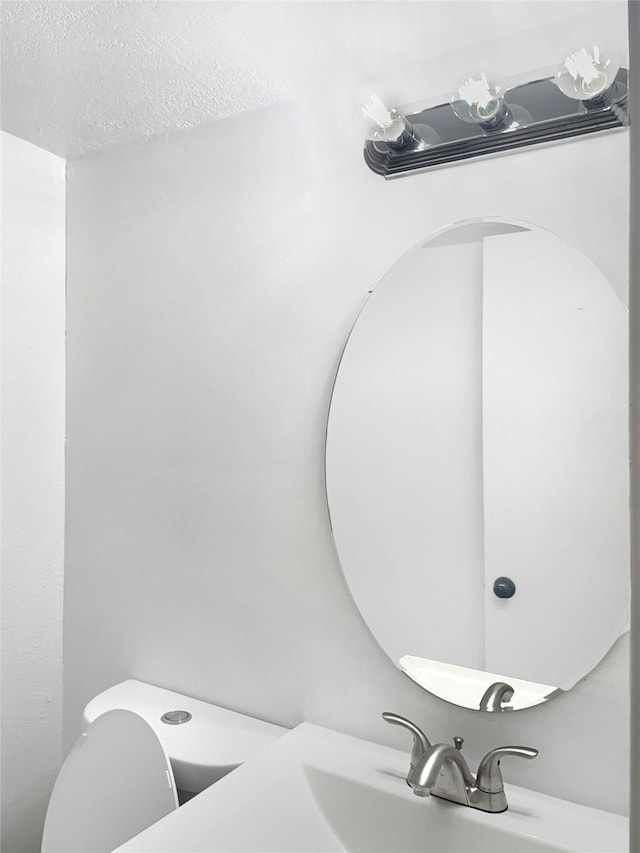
[493,577,516,599]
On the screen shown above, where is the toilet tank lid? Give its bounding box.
[82,680,288,773]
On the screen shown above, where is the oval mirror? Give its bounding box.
[326,219,629,711]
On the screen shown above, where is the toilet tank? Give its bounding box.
[82,680,288,795]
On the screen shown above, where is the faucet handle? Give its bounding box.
[476,746,539,794]
[382,712,431,771]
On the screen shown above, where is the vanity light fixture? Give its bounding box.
[554,44,621,107]
[361,94,440,151]
[361,95,416,150]
[363,44,628,177]
[450,72,533,133]
[451,73,512,131]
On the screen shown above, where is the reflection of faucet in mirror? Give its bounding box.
[479,681,514,712]
[383,712,538,813]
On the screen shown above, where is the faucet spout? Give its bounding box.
[479,681,514,712]
[407,743,476,799]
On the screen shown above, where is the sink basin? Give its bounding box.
[113,722,628,853]
[305,765,566,852]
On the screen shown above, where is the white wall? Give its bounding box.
[1,132,65,853]
[627,1,640,843]
[65,98,630,817]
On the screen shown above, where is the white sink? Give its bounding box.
[305,766,574,853]
[114,723,628,853]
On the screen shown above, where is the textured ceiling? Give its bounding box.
[0,0,626,159]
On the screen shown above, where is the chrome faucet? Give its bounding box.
[479,681,515,712]
[382,712,538,813]
[381,712,431,773]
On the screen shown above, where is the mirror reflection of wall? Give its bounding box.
[326,220,629,711]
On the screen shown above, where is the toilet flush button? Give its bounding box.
[161,710,192,725]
